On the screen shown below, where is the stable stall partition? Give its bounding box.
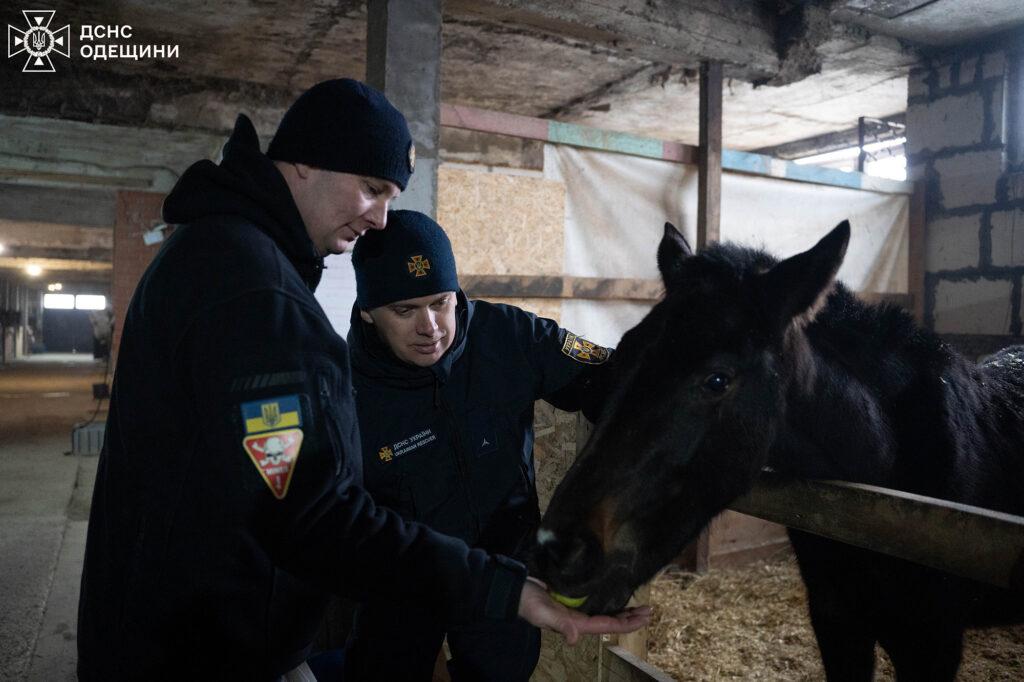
[420,103,917,681]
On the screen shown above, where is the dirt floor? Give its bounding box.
[647,552,1024,681]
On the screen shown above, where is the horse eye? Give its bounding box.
[702,372,731,393]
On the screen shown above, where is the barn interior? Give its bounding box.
[2,0,1024,679]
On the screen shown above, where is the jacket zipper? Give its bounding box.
[318,375,342,476]
[435,377,480,538]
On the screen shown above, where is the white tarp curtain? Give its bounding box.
[545,145,909,347]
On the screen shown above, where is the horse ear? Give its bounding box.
[657,222,693,290]
[758,220,850,328]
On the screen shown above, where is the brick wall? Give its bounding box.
[907,32,1024,334]
[111,191,168,358]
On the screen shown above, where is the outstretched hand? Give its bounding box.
[517,578,652,646]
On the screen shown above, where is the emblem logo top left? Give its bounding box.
[8,10,71,73]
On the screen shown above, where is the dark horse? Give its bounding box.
[534,221,1024,681]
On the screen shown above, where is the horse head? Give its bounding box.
[532,220,850,614]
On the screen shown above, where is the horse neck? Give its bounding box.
[769,320,902,486]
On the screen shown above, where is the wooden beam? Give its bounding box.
[462,275,915,306]
[601,646,676,682]
[460,274,664,301]
[440,103,914,195]
[444,0,779,83]
[908,181,926,324]
[697,61,723,249]
[0,115,225,193]
[0,183,116,228]
[367,0,443,218]
[0,256,110,272]
[440,104,697,164]
[730,473,1024,592]
[0,245,111,262]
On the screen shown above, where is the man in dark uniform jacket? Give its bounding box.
[77,80,649,681]
[346,210,613,680]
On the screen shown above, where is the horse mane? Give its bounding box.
[696,240,950,375]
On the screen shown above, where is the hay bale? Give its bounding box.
[647,553,1024,681]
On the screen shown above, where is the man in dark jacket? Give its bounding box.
[77,79,648,681]
[346,210,613,680]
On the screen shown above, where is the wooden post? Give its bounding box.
[697,61,723,249]
[366,0,442,218]
[908,181,926,324]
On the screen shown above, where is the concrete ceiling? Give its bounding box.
[835,0,1024,46]
[2,0,1024,283]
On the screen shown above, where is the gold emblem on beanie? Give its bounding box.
[407,255,431,278]
[407,141,416,173]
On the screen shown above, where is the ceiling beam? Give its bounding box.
[0,115,227,192]
[753,114,906,160]
[445,0,780,81]
[0,184,116,228]
[0,245,111,263]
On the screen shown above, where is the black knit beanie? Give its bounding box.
[267,79,414,191]
[353,210,460,309]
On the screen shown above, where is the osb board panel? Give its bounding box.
[437,166,565,276]
[533,630,603,682]
[533,401,580,515]
[708,510,790,558]
[476,296,563,326]
[533,402,595,681]
[532,407,653,680]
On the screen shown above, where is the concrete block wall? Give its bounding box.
[907,35,1024,335]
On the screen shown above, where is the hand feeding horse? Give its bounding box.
[533,221,1024,681]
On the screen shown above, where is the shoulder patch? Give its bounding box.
[240,395,304,499]
[242,429,303,499]
[561,332,610,365]
[241,394,302,434]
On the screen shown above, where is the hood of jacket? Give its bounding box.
[162,114,324,290]
[348,291,472,388]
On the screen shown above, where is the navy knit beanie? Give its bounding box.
[352,210,460,309]
[267,79,414,191]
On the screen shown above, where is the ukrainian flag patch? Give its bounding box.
[239,395,303,499]
[561,332,610,365]
[241,394,302,434]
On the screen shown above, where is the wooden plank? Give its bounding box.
[460,274,663,301]
[602,646,676,682]
[858,292,912,309]
[444,0,779,82]
[441,103,549,142]
[697,61,723,248]
[367,0,442,218]
[0,183,116,228]
[730,472,1024,592]
[441,104,698,165]
[440,103,913,195]
[0,115,225,193]
[462,274,907,307]
[908,180,926,323]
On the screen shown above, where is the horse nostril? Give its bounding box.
[534,528,602,582]
[536,528,556,547]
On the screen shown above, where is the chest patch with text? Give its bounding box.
[378,428,437,462]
